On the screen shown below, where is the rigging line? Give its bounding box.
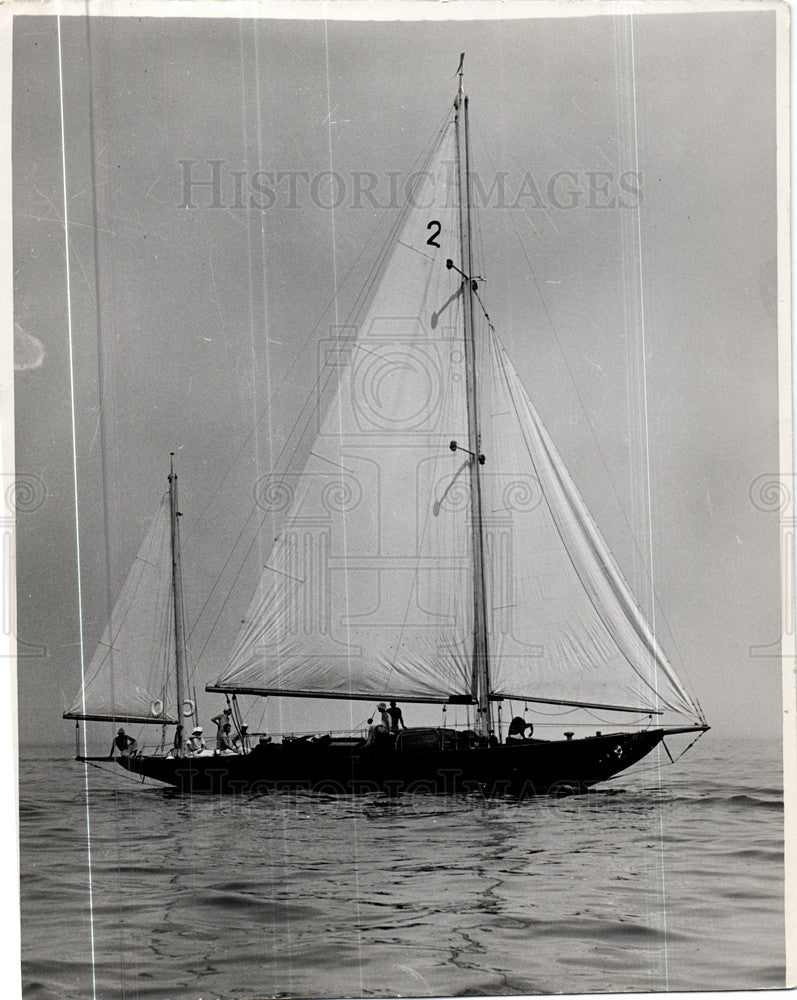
[79,0,123,744]
[625,24,669,986]
[475,141,702,719]
[584,706,655,726]
[183,166,415,659]
[469,117,558,242]
[188,122,457,668]
[57,9,97,996]
[182,107,453,546]
[182,119,453,651]
[626,10,658,701]
[184,243,395,659]
[242,17,272,653]
[181,199,409,651]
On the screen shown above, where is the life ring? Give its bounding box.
[182,699,195,718]
[150,699,164,717]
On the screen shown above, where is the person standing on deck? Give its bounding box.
[387,701,405,734]
[217,722,236,754]
[211,707,233,751]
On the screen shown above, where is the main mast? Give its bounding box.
[168,454,188,740]
[454,60,492,738]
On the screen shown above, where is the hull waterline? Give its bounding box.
[111,729,695,796]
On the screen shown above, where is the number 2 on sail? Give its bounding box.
[426,220,441,248]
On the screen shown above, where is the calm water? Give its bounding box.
[19,735,784,999]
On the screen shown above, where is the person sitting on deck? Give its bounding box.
[187,726,206,755]
[506,717,534,743]
[109,727,137,758]
[376,703,391,731]
[387,701,405,734]
[248,735,272,760]
[233,723,251,754]
[364,715,390,748]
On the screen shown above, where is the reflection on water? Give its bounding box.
[20,737,784,999]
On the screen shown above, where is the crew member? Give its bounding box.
[211,707,233,751]
[387,701,405,733]
[233,723,251,754]
[506,717,534,743]
[187,726,206,755]
[217,722,236,754]
[109,727,137,758]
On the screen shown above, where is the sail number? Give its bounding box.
[426,220,441,248]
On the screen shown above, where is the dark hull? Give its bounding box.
[117,729,670,796]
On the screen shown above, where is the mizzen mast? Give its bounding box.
[454,56,492,738]
[168,454,188,733]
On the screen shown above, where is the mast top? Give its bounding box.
[456,52,465,102]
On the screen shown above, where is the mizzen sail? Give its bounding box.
[65,492,179,724]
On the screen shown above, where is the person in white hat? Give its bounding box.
[376,703,390,731]
[363,703,391,749]
[187,726,206,755]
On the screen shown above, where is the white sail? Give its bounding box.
[65,493,179,724]
[216,126,478,702]
[213,101,700,723]
[480,328,697,717]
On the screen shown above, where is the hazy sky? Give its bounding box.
[12,7,782,744]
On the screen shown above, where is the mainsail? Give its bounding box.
[216,126,475,703]
[211,101,701,723]
[65,492,179,724]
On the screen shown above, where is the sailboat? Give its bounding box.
[66,64,708,795]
